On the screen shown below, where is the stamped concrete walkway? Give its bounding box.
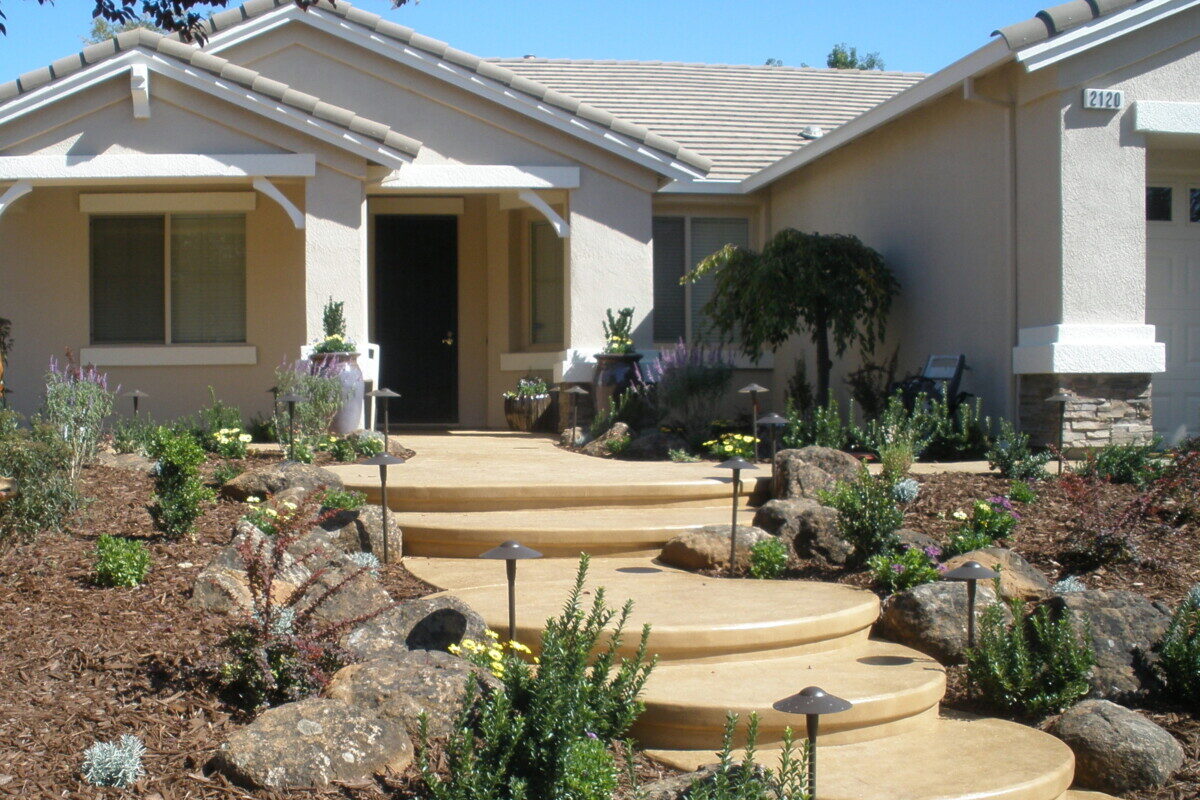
[329,433,1111,800]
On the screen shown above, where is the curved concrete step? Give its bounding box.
[407,556,880,660]
[646,714,1076,800]
[397,507,734,558]
[634,639,946,749]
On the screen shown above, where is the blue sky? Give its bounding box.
[0,0,1045,79]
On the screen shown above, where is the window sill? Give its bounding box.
[80,345,258,367]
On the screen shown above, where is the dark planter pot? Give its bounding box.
[593,352,643,415]
[504,395,552,432]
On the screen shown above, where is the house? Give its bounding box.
[0,0,1194,448]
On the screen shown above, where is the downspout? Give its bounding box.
[963,76,1021,425]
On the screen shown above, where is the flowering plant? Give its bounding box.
[44,354,116,485]
[702,432,759,460]
[241,495,298,537]
[449,629,536,678]
[211,426,252,459]
[310,298,356,354]
[947,497,1019,554]
[601,307,636,354]
[867,544,944,593]
[502,376,550,400]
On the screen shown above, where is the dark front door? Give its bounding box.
[375,215,458,424]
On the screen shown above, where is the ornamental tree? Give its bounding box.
[684,229,898,399]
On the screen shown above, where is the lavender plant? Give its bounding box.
[81,734,145,788]
[43,355,115,485]
[272,359,345,441]
[642,340,734,444]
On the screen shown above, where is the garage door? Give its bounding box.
[1146,179,1200,443]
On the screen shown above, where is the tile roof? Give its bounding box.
[491,59,926,182]
[993,0,1145,49]
[198,0,714,175]
[0,28,422,158]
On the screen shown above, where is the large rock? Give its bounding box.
[211,698,412,789]
[895,528,938,553]
[773,446,861,499]
[623,430,690,461]
[639,766,721,800]
[753,499,851,566]
[213,521,310,585]
[560,427,585,448]
[222,462,344,501]
[96,451,156,473]
[344,595,488,659]
[326,650,500,739]
[1045,589,1172,700]
[190,565,298,616]
[581,422,631,457]
[1048,700,1184,793]
[319,505,398,562]
[944,548,1052,602]
[876,581,1009,664]
[297,554,393,629]
[659,525,773,572]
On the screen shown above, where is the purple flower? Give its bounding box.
[987,496,1014,511]
[923,545,942,560]
[936,564,948,573]
[891,563,905,574]
[586,731,598,740]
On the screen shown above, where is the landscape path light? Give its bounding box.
[757,412,787,470]
[772,685,853,799]
[366,387,401,449]
[716,456,757,576]
[739,383,769,458]
[563,385,590,445]
[943,559,1000,696]
[1045,392,1072,474]
[479,540,543,642]
[359,452,406,566]
[277,393,305,462]
[124,389,148,415]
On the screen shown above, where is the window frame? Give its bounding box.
[88,211,248,347]
[528,219,565,347]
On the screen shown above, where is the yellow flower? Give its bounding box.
[509,641,532,654]
[484,629,500,639]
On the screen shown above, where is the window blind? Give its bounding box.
[690,218,749,343]
[530,221,564,345]
[652,216,686,342]
[170,215,246,344]
[90,215,165,344]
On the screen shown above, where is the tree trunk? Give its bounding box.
[815,320,833,402]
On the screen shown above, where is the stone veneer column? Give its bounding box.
[1018,374,1153,454]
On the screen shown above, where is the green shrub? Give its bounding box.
[559,738,618,800]
[110,414,156,455]
[211,427,251,459]
[326,435,357,462]
[819,470,904,563]
[923,395,991,461]
[967,598,1094,717]
[1078,439,1165,486]
[320,488,365,511]
[867,544,943,593]
[704,432,758,460]
[212,462,241,486]
[782,392,853,450]
[0,412,79,541]
[1007,479,1037,504]
[688,713,809,800]
[878,441,914,481]
[946,497,1018,555]
[94,534,150,587]
[1155,584,1200,706]
[856,393,936,461]
[606,433,632,456]
[749,537,788,579]
[43,357,115,484]
[148,427,214,538]
[197,387,243,449]
[272,360,346,442]
[986,419,1050,481]
[668,448,701,463]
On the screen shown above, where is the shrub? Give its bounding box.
[782,392,853,450]
[856,393,936,461]
[819,470,904,563]
[704,432,758,461]
[111,414,156,455]
[967,598,1094,717]
[606,433,632,456]
[892,477,920,504]
[43,356,115,485]
[241,495,298,537]
[81,734,145,788]
[642,341,735,445]
[946,497,1018,555]
[147,427,214,538]
[0,412,79,541]
[347,429,386,457]
[845,349,898,419]
[212,462,241,486]
[326,435,358,462]
[211,426,251,459]
[668,448,700,463]
[588,384,660,439]
[196,387,243,449]
[986,419,1050,481]
[320,488,366,511]
[420,555,654,800]
[1145,448,1200,525]
[749,537,788,579]
[272,359,346,441]
[1078,439,1165,487]
[923,395,991,461]
[219,498,389,711]
[94,534,150,587]
[559,737,618,800]
[1007,479,1037,504]
[867,545,943,593]
[688,713,809,800]
[246,413,275,443]
[878,441,914,481]
[1154,584,1200,706]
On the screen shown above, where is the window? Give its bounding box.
[90,214,246,345]
[652,216,750,343]
[1191,189,1200,223]
[1146,186,1172,222]
[529,221,564,345]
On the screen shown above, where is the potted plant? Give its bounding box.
[308,298,363,435]
[503,376,552,432]
[593,307,642,414]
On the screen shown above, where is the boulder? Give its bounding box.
[639,766,721,800]
[288,530,344,566]
[895,528,939,553]
[297,554,393,629]
[659,525,773,572]
[325,650,501,739]
[319,505,398,561]
[1045,589,1172,700]
[274,486,311,508]
[190,565,298,616]
[623,431,690,461]
[560,427,585,448]
[773,446,860,500]
[95,451,156,473]
[944,548,1053,602]
[211,698,412,789]
[753,499,851,566]
[222,462,344,501]
[581,422,630,457]
[344,595,488,659]
[213,521,310,585]
[876,581,1009,664]
[1048,700,1184,793]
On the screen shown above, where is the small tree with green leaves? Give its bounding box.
[686,229,898,399]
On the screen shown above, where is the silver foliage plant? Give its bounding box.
[1053,575,1087,594]
[81,734,146,788]
[347,551,381,574]
[891,477,920,504]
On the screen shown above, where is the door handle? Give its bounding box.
[442,331,455,346]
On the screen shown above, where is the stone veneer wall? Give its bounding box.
[1018,374,1154,454]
